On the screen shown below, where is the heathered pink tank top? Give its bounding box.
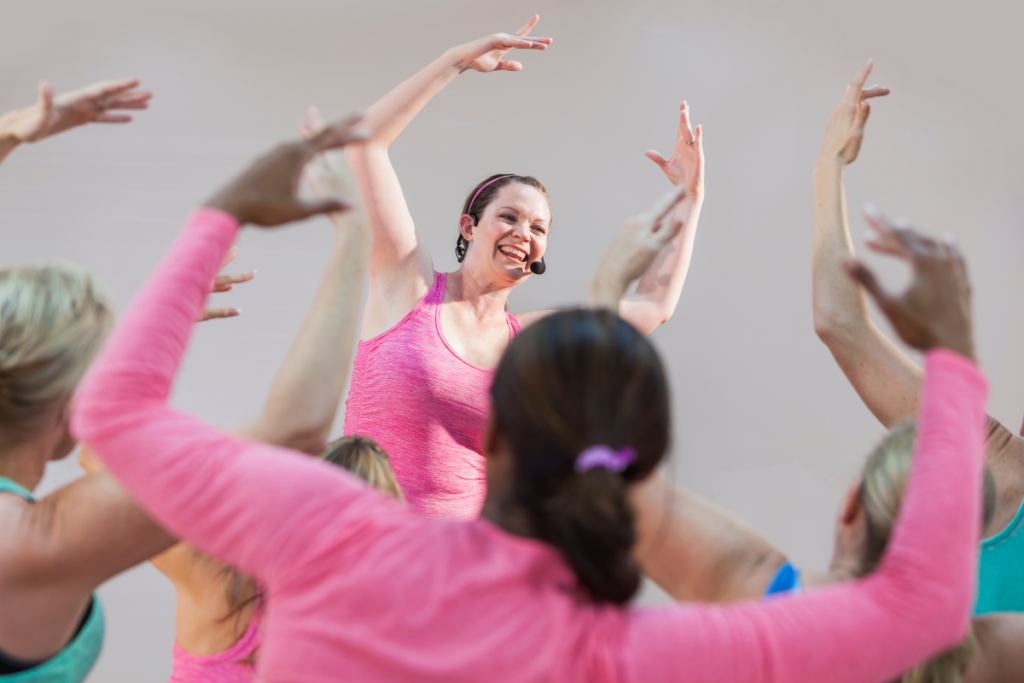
[344,272,521,520]
[168,596,262,683]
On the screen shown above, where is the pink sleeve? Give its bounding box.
[624,349,987,683]
[70,209,400,584]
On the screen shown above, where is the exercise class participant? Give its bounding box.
[75,125,986,683]
[304,15,704,519]
[811,62,1024,614]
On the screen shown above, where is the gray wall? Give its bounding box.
[2,1,1022,680]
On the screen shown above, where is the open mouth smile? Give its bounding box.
[498,245,529,263]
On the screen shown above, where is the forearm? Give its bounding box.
[812,158,923,427]
[236,226,370,454]
[354,47,466,150]
[811,158,871,336]
[626,197,704,332]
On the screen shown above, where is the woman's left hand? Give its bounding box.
[5,79,152,143]
[199,247,255,322]
[645,102,704,199]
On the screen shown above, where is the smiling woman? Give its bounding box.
[305,16,705,523]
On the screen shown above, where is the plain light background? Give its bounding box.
[2,1,1022,680]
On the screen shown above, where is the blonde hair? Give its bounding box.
[319,435,404,501]
[0,264,114,444]
[860,421,996,683]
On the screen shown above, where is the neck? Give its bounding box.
[0,436,51,492]
[447,268,513,320]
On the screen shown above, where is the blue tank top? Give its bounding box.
[0,477,105,683]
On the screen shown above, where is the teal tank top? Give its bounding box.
[976,494,1024,615]
[0,478,105,683]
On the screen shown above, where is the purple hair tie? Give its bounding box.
[467,175,514,214]
[574,445,637,474]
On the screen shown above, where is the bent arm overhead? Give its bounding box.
[326,21,550,338]
[233,215,370,454]
[71,209,393,584]
[629,351,988,683]
[810,64,922,427]
[620,102,706,335]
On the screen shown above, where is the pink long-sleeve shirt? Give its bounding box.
[72,209,989,683]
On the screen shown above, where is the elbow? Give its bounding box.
[812,307,856,349]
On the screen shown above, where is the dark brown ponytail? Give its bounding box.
[490,309,671,604]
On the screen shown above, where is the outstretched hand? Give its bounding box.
[820,61,890,165]
[589,185,688,309]
[198,246,256,321]
[453,15,552,73]
[4,79,152,143]
[843,205,973,360]
[299,106,363,212]
[204,114,368,227]
[646,101,704,197]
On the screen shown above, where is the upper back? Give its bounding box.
[258,511,625,683]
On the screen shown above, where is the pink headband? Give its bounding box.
[574,445,637,473]
[467,175,515,214]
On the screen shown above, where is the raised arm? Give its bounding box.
[588,185,688,312]
[0,79,151,167]
[811,63,922,428]
[320,19,550,337]
[619,102,706,335]
[233,156,371,454]
[70,122,408,584]
[630,474,786,602]
[630,222,988,683]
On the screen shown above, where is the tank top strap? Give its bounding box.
[0,476,34,501]
[506,311,522,338]
[426,271,446,309]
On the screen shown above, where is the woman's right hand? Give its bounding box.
[818,61,890,166]
[843,206,974,361]
[452,16,552,73]
[204,115,368,227]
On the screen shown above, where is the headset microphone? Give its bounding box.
[529,257,547,275]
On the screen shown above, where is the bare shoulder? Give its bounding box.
[513,309,559,330]
[968,613,1024,683]
[983,416,1024,539]
[0,493,31,562]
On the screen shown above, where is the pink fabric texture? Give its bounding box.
[344,271,520,519]
[169,597,262,683]
[72,208,989,683]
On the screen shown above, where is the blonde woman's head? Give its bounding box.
[0,264,113,450]
[856,421,995,683]
[319,435,403,501]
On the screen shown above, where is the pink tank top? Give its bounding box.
[168,596,262,683]
[344,272,521,520]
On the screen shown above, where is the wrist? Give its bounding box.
[0,112,22,147]
[443,46,472,75]
[814,155,846,178]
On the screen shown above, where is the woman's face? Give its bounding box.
[461,183,550,284]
